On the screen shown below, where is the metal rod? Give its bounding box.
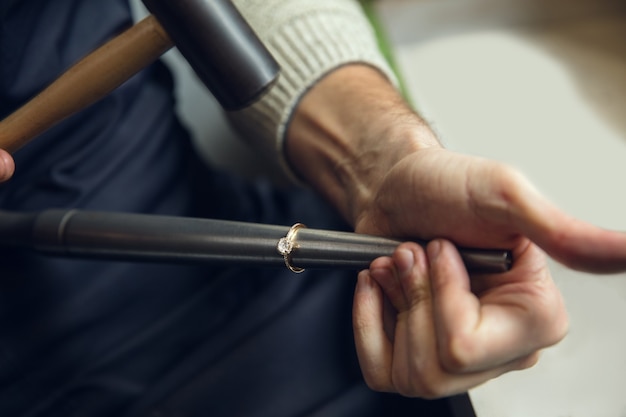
[0,209,512,273]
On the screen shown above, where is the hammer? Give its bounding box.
[0,0,280,154]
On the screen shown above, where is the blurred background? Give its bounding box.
[131,0,626,415]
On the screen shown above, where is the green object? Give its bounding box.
[359,0,412,104]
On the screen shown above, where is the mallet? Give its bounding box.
[0,0,280,153]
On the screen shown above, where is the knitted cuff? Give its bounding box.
[228,0,398,182]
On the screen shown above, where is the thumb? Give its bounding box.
[510,179,626,273]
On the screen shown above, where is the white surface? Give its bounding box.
[393,11,626,417]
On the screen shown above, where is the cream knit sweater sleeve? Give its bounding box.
[229,0,398,178]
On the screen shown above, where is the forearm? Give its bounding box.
[229,0,401,180]
[231,0,440,227]
[285,64,441,226]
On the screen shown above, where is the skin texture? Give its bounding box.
[286,64,626,397]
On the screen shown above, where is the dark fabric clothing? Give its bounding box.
[0,1,474,416]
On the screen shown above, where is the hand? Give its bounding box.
[353,240,568,398]
[0,149,14,182]
[287,64,626,274]
[286,63,626,397]
[353,147,626,274]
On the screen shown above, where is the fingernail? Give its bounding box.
[356,271,373,293]
[427,240,441,262]
[396,248,415,274]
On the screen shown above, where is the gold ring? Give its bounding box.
[277,223,306,273]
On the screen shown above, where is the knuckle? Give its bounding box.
[440,335,476,373]
[467,162,526,223]
[406,283,431,308]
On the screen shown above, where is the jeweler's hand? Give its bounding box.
[353,147,626,274]
[352,240,568,398]
[0,149,14,182]
[287,64,626,274]
[286,62,626,400]
[286,63,625,398]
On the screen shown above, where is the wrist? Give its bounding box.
[286,64,440,225]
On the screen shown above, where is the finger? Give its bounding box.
[389,242,440,396]
[430,239,567,373]
[469,237,545,294]
[533,213,626,273]
[353,270,394,392]
[0,150,15,182]
[369,255,409,312]
[393,242,431,310]
[503,169,626,273]
[427,239,483,371]
[478,242,569,351]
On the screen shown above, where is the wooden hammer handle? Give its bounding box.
[0,15,173,153]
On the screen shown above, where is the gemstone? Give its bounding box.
[277,237,293,255]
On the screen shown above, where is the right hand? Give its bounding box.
[353,239,568,398]
[0,149,15,182]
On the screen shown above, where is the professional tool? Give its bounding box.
[0,0,280,153]
[0,209,512,274]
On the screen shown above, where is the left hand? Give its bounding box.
[287,64,626,273]
[286,63,625,397]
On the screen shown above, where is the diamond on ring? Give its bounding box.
[277,237,294,256]
[277,223,306,273]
